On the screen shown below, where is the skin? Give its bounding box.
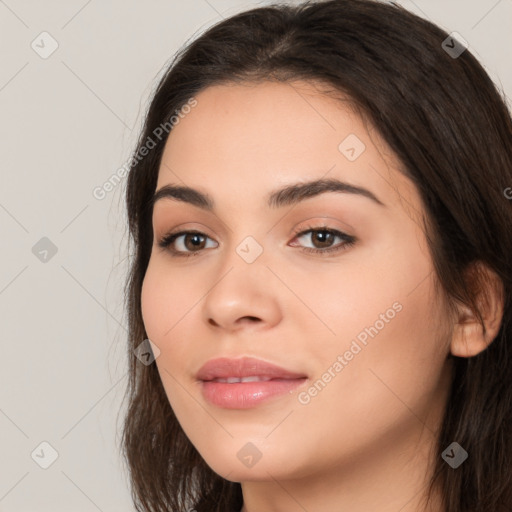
[140,80,504,512]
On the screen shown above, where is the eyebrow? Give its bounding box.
[151,178,386,211]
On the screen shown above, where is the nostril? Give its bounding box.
[207,316,261,327]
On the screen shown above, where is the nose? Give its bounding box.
[201,257,283,333]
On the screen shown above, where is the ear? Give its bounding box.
[450,262,505,358]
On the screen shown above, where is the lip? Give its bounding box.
[196,356,307,381]
[197,356,308,409]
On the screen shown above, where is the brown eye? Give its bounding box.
[182,233,207,251]
[290,227,356,256]
[158,230,218,257]
[309,230,336,249]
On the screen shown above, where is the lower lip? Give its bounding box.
[200,378,307,409]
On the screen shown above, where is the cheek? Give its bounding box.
[302,238,449,416]
[140,264,167,341]
[288,247,413,350]
[140,258,200,341]
[307,269,449,426]
[285,283,450,477]
[140,258,213,401]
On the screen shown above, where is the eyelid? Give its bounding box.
[155,221,213,243]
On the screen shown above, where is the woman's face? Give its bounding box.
[141,80,454,484]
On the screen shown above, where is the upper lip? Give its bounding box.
[196,356,307,381]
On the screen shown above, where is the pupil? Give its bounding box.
[188,234,204,249]
[314,231,332,248]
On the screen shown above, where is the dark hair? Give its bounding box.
[120,1,512,511]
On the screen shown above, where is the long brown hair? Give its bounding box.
[119,1,512,510]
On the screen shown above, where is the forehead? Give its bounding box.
[156,80,420,219]
[160,80,365,175]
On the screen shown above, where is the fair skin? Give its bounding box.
[140,80,503,512]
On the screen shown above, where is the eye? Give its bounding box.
[157,225,356,258]
[290,225,356,256]
[157,230,217,257]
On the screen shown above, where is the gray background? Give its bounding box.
[0,0,510,510]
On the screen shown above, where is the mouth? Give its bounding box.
[196,356,308,409]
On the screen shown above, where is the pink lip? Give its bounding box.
[196,356,307,381]
[196,356,308,409]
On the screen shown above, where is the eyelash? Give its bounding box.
[157,224,356,258]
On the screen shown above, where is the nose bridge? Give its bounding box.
[233,233,266,265]
[201,227,282,329]
[218,205,272,267]
[213,230,269,289]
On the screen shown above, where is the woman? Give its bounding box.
[120,1,512,511]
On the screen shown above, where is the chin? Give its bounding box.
[199,445,307,483]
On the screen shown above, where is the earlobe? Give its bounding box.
[449,262,505,358]
[451,318,489,358]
